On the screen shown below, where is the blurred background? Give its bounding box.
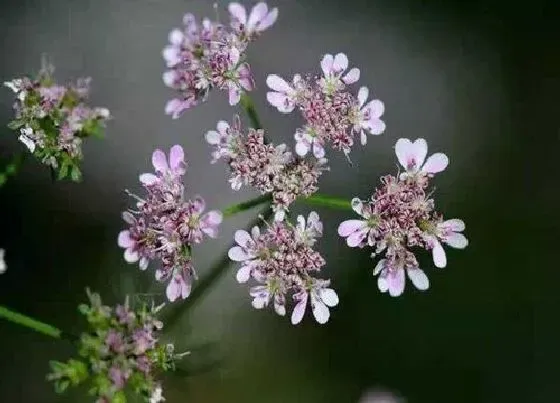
[0,0,557,402]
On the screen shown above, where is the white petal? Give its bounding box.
[422,153,449,174]
[311,293,330,324]
[388,269,405,297]
[407,268,429,290]
[342,67,360,84]
[445,232,468,249]
[291,294,308,325]
[333,53,349,72]
[295,141,309,156]
[320,288,339,307]
[432,241,447,268]
[205,130,220,145]
[337,219,366,237]
[18,135,35,153]
[378,275,389,293]
[139,173,158,186]
[395,138,413,169]
[346,229,366,247]
[236,266,252,283]
[234,230,252,247]
[373,259,386,276]
[351,197,364,215]
[357,87,369,107]
[228,246,249,261]
[365,99,385,118]
[320,54,334,75]
[124,248,139,263]
[266,74,292,93]
[247,2,268,30]
[411,138,428,168]
[228,2,247,24]
[442,219,465,232]
[168,29,184,46]
[257,7,278,31]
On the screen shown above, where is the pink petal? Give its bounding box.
[337,219,366,237]
[388,269,405,297]
[234,230,252,247]
[319,288,339,307]
[257,7,278,31]
[247,2,268,30]
[228,246,249,261]
[162,46,180,67]
[151,149,168,173]
[333,53,349,72]
[407,268,429,291]
[118,230,134,248]
[295,140,309,157]
[169,145,185,171]
[291,294,308,325]
[367,118,386,136]
[320,54,334,76]
[205,210,223,225]
[432,240,447,268]
[347,229,367,247]
[229,46,240,65]
[395,138,427,171]
[124,248,139,263]
[228,2,247,24]
[365,99,385,118]
[410,138,428,168]
[236,266,251,283]
[266,74,292,92]
[311,293,330,324]
[139,173,158,186]
[342,67,360,84]
[228,85,241,106]
[357,87,369,107]
[313,143,325,159]
[444,232,468,249]
[422,152,448,174]
[166,277,181,302]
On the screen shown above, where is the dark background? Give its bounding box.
[0,0,558,402]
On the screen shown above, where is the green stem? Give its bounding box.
[222,193,272,218]
[0,153,25,187]
[239,93,262,130]
[0,305,62,339]
[301,193,352,210]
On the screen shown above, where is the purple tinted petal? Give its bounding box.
[228,2,247,24]
[228,246,249,261]
[291,293,308,325]
[139,173,158,185]
[151,149,168,173]
[169,145,185,171]
[422,153,449,174]
[337,219,366,237]
[118,230,134,248]
[388,269,405,297]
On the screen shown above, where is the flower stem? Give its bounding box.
[222,193,272,218]
[0,305,62,339]
[239,93,262,130]
[300,193,352,210]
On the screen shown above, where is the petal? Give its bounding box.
[228,85,241,105]
[337,219,366,237]
[228,2,247,24]
[236,265,251,283]
[151,149,168,172]
[118,230,134,248]
[395,138,427,171]
[169,145,185,171]
[378,274,389,293]
[347,229,367,247]
[395,138,413,169]
[124,248,139,263]
[228,246,249,261]
[234,230,252,247]
[365,99,385,118]
[360,130,367,145]
[217,120,230,134]
[333,53,349,72]
[205,130,221,145]
[291,294,308,325]
[342,67,360,84]
[166,278,181,302]
[388,269,405,297]
[257,7,278,31]
[320,288,339,307]
[311,293,330,324]
[266,74,292,93]
[422,153,449,174]
[274,296,286,316]
[139,173,158,185]
[313,143,325,159]
[351,197,364,215]
[205,210,223,225]
[320,54,334,76]
[229,46,240,65]
[411,138,428,168]
[139,257,149,271]
[407,268,430,291]
[367,118,386,136]
[162,71,176,87]
[432,240,447,268]
[122,211,135,224]
[295,140,309,157]
[445,232,468,249]
[168,29,184,46]
[373,259,386,276]
[442,219,465,232]
[357,87,369,107]
[247,2,268,30]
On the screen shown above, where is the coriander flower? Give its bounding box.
[319,52,360,94]
[395,138,449,179]
[350,86,386,145]
[229,2,278,38]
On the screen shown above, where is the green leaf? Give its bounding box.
[112,390,127,403]
[70,166,82,182]
[58,161,69,180]
[7,120,24,130]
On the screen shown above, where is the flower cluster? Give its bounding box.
[266,52,385,157]
[162,2,278,118]
[47,290,187,403]
[229,212,338,324]
[206,116,328,221]
[118,145,222,302]
[338,138,468,296]
[4,64,110,181]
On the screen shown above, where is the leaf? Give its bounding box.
[70,166,82,182]
[7,120,24,130]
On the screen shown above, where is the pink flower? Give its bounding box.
[291,281,339,325]
[319,52,360,94]
[337,198,378,248]
[351,87,386,145]
[205,120,239,162]
[165,268,192,302]
[373,259,429,297]
[395,138,449,178]
[294,126,326,158]
[139,145,187,186]
[228,2,278,37]
[228,227,261,283]
[117,213,149,270]
[424,219,468,268]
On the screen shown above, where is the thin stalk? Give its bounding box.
[222,193,272,218]
[301,193,352,210]
[0,305,62,339]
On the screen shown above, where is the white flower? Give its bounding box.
[291,283,339,325]
[373,259,429,297]
[149,385,165,403]
[352,86,386,145]
[266,73,302,113]
[228,2,278,36]
[425,219,468,268]
[395,138,449,178]
[18,127,36,153]
[0,249,6,274]
[319,52,360,94]
[295,211,323,246]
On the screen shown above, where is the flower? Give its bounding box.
[4,64,110,181]
[0,249,6,274]
[266,52,385,157]
[206,116,327,220]
[229,2,278,38]
[162,3,277,117]
[119,145,222,302]
[150,385,165,403]
[337,138,467,296]
[395,138,449,178]
[229,212,338,324]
